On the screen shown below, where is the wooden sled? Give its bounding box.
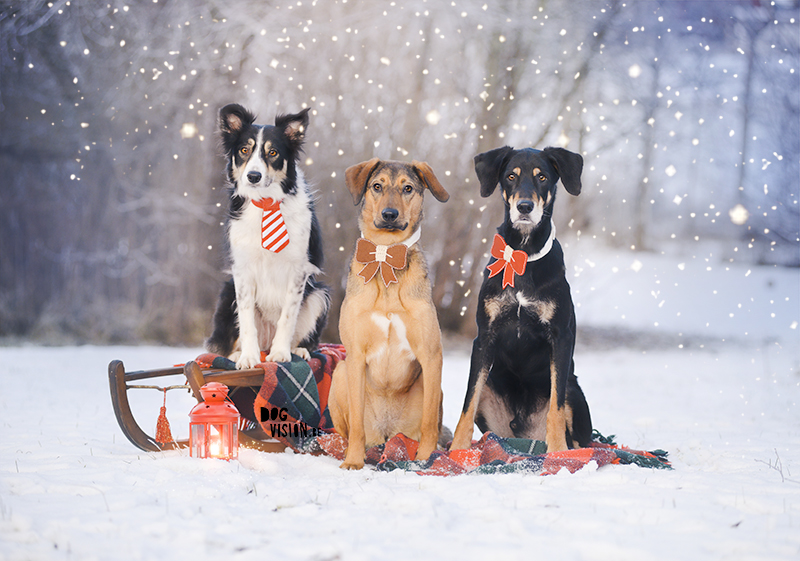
[108,359,287,454]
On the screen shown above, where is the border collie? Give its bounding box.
[206,104,329,369]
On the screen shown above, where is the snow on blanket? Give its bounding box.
[195,348,670,476]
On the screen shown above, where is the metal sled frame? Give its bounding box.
[108,360,287,454]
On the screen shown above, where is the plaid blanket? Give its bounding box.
[295,430,670,475]
[194,347,670,475]
[195,344,345,450]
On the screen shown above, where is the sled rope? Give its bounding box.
[125,384,190,392]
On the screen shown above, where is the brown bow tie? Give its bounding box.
[355,238,408,287]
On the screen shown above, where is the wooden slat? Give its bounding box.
[124,366,186,382]
[202,370,266,387]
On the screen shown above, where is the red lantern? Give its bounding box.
[189,382,239,460]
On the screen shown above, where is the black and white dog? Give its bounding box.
[451,146,592,453]
[206,104,329,369]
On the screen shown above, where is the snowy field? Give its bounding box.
[1,249,799,561]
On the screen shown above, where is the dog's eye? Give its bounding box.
[538,174,547,182]
[507,173,516,181]
[268,149,278,157]
[239,146,250,156]
[403,185,413,193]
[372,183,382,192]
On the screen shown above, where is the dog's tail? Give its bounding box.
[296,278,331,353]
[206,278,238,357]
[438,424,454,449]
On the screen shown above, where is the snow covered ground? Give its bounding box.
[1,248,798,561]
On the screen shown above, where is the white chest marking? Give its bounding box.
[370,312,391,336]
[368,312,415,363]
[516,291,556,323]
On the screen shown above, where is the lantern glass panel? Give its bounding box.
[189,421,238,459]
[189,423,206,458]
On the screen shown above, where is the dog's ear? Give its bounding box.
[474,146,514,198]
[345,158,382,205]
[276,108,311,148]
[219,104,256,135]
[542,147,583,196]
[411,161,449,202]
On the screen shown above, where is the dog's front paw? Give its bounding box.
[339,448,365,470]
[292,346,311,361]
[545,435,569,453]
[449,425,473,450]
[339,459,365,470]
[265,347,292,363]
[416,443,436,462]
[236,351,262,370]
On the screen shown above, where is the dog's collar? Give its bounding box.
[359,226,421,250]
[526,220,556,262]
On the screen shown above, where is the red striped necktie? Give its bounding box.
[251,198,289,253]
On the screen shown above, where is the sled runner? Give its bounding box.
[108,359,288,453]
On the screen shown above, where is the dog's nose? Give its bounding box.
[381,208,399,222]
[247,171,262,184]
[516,199,534,215]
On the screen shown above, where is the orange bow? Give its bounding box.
[355,238,408,287]
[486,234,528,288]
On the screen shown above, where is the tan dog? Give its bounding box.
[329,159,450,470]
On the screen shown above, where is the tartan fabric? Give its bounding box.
[254,344,344,449]
[296,430,670,476]
[194,344,345,450]
[367,431,671,476]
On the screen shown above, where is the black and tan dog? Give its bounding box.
[451,146,592,453]
[329,159,449,470]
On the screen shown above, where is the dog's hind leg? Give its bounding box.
[206,279,238,357]
[292,282,330,360]
[566,370,593,447]
[451,337,495,450]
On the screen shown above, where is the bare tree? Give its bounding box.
[1,0,796,345]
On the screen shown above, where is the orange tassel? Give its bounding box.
[155,389,173,444]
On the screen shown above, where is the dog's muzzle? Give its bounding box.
[510,196,544,230]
